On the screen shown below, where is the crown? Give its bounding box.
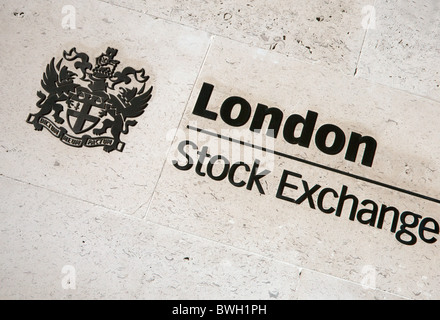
[92,47,120,79]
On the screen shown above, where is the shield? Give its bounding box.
[66,92,105,134]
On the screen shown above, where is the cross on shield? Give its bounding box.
[67,92,106,134]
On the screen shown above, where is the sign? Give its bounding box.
[172,82,439,247]
[152,39,440,260]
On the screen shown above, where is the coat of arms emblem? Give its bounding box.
[26,47,153,152]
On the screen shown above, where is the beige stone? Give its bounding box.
[1,0,438,301]
[147,36,440,299]
[356,0,440,101]
[103,0,371,75]
[0,175,301,299]
[0,0,211,215]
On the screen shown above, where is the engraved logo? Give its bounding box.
[27,47,153,152]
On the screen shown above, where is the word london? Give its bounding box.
[193,82,377,167]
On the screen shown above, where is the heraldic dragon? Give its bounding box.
[27,47,153,153]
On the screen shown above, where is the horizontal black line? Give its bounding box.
[187,125,440,205]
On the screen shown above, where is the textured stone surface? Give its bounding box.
[0,0,211,215]
[294,269,406,300]
[0,0,438,300]
[0,175,302,299]
[147,36,440,300]
[104,0,440,100]
[102,0,369,75]
[356,0,440,101]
